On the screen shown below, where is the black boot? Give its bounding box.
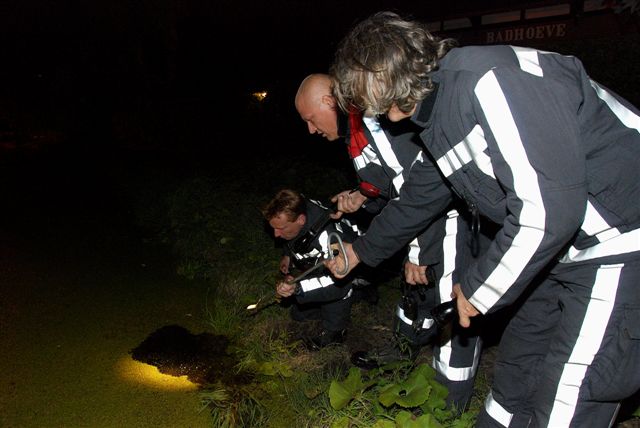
[306,329,345,351]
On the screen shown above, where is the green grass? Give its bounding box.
[145,157,482,427]
[135,153,640,427]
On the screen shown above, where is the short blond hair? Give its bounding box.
[261,189,306,222]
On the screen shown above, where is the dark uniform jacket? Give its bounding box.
[352,45,640,314]
[343,110,452,270]
[285,198,359,293]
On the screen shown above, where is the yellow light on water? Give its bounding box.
[116,356,198,391]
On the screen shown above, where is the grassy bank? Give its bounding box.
[135,149,640,427]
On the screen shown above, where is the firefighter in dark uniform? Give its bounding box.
[262,188,361,350]
[336,108,496,413]
[328,11,640,427]
[295,73,497,412]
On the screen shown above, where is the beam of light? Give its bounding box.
[252,91,268,101]
[116,356,198,391]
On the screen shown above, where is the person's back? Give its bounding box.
[429,44,640,263]
[326,11,640,427]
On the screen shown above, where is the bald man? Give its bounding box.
[295,73,495,413]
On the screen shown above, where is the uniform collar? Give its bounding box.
[412,82,439,128]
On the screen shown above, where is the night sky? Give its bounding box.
[1,0,633,156]
[0,0,437,154]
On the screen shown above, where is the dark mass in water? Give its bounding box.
[130,325,240,385]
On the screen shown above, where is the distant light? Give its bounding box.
[252,91,268,102]
[116,357,198,391]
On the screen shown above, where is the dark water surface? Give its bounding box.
[0,147,213,427]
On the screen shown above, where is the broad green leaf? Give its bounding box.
[377,372,432,408]
[410,364,436,381]
[424,380,448,412]
[378,383,403,407]
[329,367,364,410]
[372,419,395,428]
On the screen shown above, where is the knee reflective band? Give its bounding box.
[396,305,435,329]
[484,391,513,427]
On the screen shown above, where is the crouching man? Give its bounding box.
[262,188,361,350]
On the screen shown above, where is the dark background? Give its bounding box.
[1,4,639,424]
[0,0,434,156]
[0,0,638,157]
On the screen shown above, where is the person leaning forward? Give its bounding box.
[295,72,498,413]
[326,11,640,428]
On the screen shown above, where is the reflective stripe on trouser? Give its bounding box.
[394,303,439,346]
[432,321,483,412]
[476,259,640,428]
[393,281,438,346]
[433,321,482,382]
[433,211,484,411]
[396,304,435,330]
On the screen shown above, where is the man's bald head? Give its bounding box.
[294,73,341,141]
[295,73,333,112]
